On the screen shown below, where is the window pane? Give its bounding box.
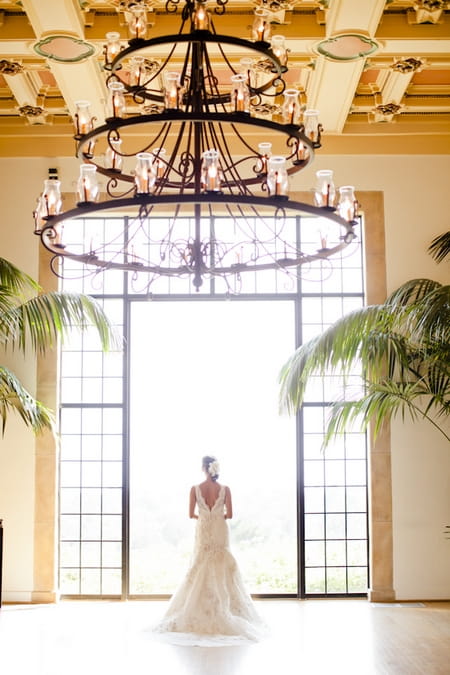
[305,567,325,594]
[60,542,80,567]
[326,567,347,593]
[305,541,325,566]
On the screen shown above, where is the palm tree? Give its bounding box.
[0,257,117,434]
[279,235,450,446]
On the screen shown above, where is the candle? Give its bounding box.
[314,170,335,208]
[164,72,180,110]
[168,87,178,108]
[74,100,92,136]
[267,156,288,197]
[194,3,209,30]
[77,165,99,204]
[271,35,288,67]
[338,186,357,222]
[201,149,221,192]
[231,73,249,113]
[207,165,217,191]
[104,32,121,67]
[134,152,155,194]
[252,8,271,42]
[107,81,125,118]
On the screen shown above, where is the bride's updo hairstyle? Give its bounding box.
[202,455,220,482]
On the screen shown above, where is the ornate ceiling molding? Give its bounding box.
[314,34,379,62]
[0,58,24,75]
[33,34,96,63]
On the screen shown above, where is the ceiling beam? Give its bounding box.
[19,0,106,123]
[306,0,386,134]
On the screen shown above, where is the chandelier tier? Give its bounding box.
[33,0,359,293]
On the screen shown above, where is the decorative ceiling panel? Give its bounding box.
[0,0,448,156]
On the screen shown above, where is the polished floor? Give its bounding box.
[0,599,449,675]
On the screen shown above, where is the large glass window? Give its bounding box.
[128,300,297,595]
[58,215,367,597]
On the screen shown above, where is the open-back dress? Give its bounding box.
[152,484,266,645]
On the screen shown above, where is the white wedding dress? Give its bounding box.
[152,484,266,646]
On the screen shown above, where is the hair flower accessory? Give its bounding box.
[208,460,220,477]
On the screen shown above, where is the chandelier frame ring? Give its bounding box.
[77,111,315,186]
[39,193,357,276]
[109,32,285,101]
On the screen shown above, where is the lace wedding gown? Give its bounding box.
[152,484,266,646]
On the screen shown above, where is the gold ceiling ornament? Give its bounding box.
[17,104,49,125]
[33,0,359,293]
[390,57,424,74]
[0,59,24,75]
[369,102,402,124]
[408,0,450,24]
[18,104,45,116]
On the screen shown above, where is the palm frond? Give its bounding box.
[386,278,442,309]
[428,231,450,263]
[401,285,450,345]
[279,314,413,413]
[323,379,450,447]
[279,305,386,396]
[0,291,120,353]
[0,366,54,435]
[0,257,39,297]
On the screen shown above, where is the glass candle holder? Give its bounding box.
[267,156,288,197]
[252,8,271,42]
[152,148,167,178]
[257,141,272,175]
[271,35,288,67]
[33,196,46,233]
[294,140,309,164]
[201,149,221,192]
[126,6,147,40]
[74,100,93,137]
[231,74,250,113]
[134,152,156,194]
[41,179,62,216]
[105,138,123,172]
[194,1,210,30]
[84,138,96,160]
[107,81,126,118]
[239,57,255,88]
[315,169,335,208]
[338,186,358,222]
[304,109,321,144]
[164,72,180,110]
[104,32,121,69]
[77,165,100,204]
[129,56,146,87]
[282,89,301,125]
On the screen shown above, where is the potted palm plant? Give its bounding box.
[0,256,117,434]
[279,233,450,445]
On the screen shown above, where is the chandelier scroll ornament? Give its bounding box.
[33,0,359,293]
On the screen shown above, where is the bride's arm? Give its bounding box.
[224,486,233,519]
[189,486,198,519]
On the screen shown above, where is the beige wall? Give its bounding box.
[0,155,449,601]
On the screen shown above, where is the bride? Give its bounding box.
[152,455,267,645]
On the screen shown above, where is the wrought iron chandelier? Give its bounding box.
[33,0,359,293]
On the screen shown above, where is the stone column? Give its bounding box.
[362,191,395,602]
[32,247,59,603]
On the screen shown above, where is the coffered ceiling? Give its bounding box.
[0,0,449,157]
